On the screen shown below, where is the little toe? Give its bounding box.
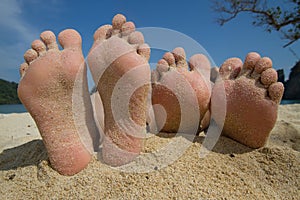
[261,68,278,86]
[58,29,82,49]
[40,30,58,50]
[93,25,113,41]
[121,21,135,36]
[24,49,38,64]
[163,52,176,68]
[172,47,188,69]
[189,54,210,71]
[19,63,29,77]
[128,31,144,45]
[31,40,46,56]
[219,58,242,80]
[268,82,284,104]
[137,43,150,61]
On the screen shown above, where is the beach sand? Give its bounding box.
[0,105,299,199]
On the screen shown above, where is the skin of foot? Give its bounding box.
[18,29,99,176]
[90,91,105,145]
[151,47,211,134]
[211,52,284,148]
[87,14,151,166]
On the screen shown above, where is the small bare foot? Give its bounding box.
[151,47,211,134]
[211,52,284,148]
[18,29,98,175]
[88,14,151,166]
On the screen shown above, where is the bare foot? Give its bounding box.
[87,14,151,166]
[18,29,98,175]
[151,47,211,134]
[211,52,284,148]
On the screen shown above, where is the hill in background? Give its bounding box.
[0,79,21,105]
[277,61,300,100]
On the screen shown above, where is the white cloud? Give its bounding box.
[0,0,61,82]
[0,0,39,42]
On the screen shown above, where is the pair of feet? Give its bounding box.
[18,14,284,176]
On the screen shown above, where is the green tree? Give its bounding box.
[0,79,21,104]
[213,0,300,47]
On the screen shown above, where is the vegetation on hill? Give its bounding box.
[0,79,21,104]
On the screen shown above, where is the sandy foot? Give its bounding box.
[211,52,284,148]
[88,14,151,166]
[151,47,211,134]
[18,29,99,175]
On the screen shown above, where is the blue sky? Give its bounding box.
[1,0,299,86]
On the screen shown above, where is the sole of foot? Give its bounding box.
[18,29,98,176]
[211,52,284,148]
[151,47,211,134]
[87,14,151,166]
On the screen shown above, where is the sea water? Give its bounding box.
[280,100,300,105]
[0,104,27,114]
[0,100,299,114]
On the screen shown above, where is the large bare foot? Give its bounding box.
[88,14,151,166]
[211,52,284,148]
[151,47,211,134]
[18,29,98,175]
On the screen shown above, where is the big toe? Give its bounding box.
[58,29,82,49]
[112,14,127,30]
[189,54,211,80]
[244,52,261,70]
[93,25,113,42]
[219,58,242,80]
[172,47,188,69]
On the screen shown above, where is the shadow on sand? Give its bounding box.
[0,131,255,172]
[155,131,254,155]
[0,140,48,171]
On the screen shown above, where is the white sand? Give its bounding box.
[0,113,41,152]
[0,105,299,199]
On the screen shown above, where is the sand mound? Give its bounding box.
[0,105,299,199]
